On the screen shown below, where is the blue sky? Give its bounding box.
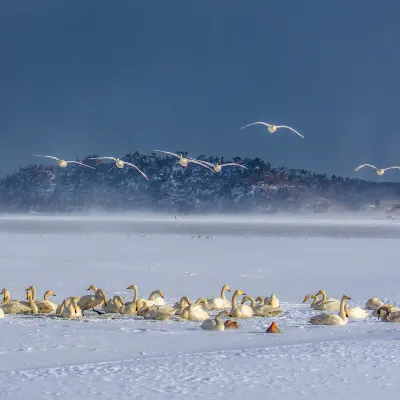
[1,1,400,180]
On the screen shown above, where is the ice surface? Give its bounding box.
[0,216,400,399]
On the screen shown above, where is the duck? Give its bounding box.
[313,290,340,311]
[201,311,231,331]
[224,320,239,329]
[173,296,191,315]
[377,306,400,322]
[344,304,370,319]
[102,295,124,313]
[61,298,83,319]
[230,289,253,318]
[0,289,38,314]
[253,295,282,317]
[34,290,57,313]
[310,295,351,325]
[77,285,107,315]
[181,303,210,321]
[206,284,231,310]
[365,297,384,310]
[266,322,280,333]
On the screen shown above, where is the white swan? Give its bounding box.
[153,150,214,171]
[119,285,139,315]
[354,164,400,176]
[181,303,210,321]
[310,295,350,325]
[140,305,177,321]
[207,284,231,310]
[344,304,369,319]
[77,285,107,315]
[201,311,231,331]
[0,289,38,314]
[365,297,384,310]
[61,298,83,319]
[56,296,80,316]
[193,297,211,310]
[302,293,319,308]
[89,156,148,180]
[137,290,165,307]
[230,289,253,318]
[34,289,57,313]
[195,160,247,173]
[241,121,304,138]
[173,296,191,315]
[313,290,340,311]
[33,154,95,169]
[102,295,124,313]
[253,295,282,317]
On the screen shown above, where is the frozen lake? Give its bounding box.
[0,216,399,399]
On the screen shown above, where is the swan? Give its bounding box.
[89,156,148,180]
[181,303,210,321]
[230,289,253,318]
[310,295,351,325]
[34,290,57,313]
[207,284,231,310]
[377,306,400,322]
[313,290,340,311]
[0,289,38,314]
[153,150,214,171]
[61,298,83,319]
[56,296,80,316]
[302,293,319,308]
[193,297,212,310]
[102,295,124,313]
[354,164,400,176]
[77,285,107,315]
[173,296,191,315]
[372,304,400,317]
[195,160,247,173]
[365,297,384,310]
[241,121,304,138]
[262,294,280,308]
[201,311,231,331]
[137,290,165,307]
[33,154,95,169]
[119,285,139,315]
[140,305,177,321]
[252,295,282,316]
[344,304,370,319]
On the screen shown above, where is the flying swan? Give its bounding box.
[241,122,304,138]
[33,154,95,169]
[195,160,247,173]
[153,150,214,171]
[89,157,148,180]
[354,164,400,176]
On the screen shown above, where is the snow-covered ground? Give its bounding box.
[1,216,400,399]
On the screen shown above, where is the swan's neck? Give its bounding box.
[311,296,318,306]
[221,286,228,300]
[339,298,347,322]
[44,291,52,300]
[133,286,138,303]
[29,296,38,313]
[215,312,224,326]
[149,290,159,300]
[321,291,327,302]
[31,286,37,302]
[1,294,10,305]
[232,293,239,309]
[246,296,256,307]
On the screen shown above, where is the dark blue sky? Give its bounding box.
[1,1,400,180]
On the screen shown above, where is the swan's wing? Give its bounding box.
[193,159,214,167]
[221,163,247,169]
[153,150,179,159]
[122,162,149,180]
[33,154,60,161]
[384,166,400,171]
[89,157,117,161]
[241,122,270,129]
[188,159,215,171]
[355,164,377,171]
[67,161,96,169]
[275,125,304,138]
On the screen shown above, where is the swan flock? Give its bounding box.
[0,284,393,331]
